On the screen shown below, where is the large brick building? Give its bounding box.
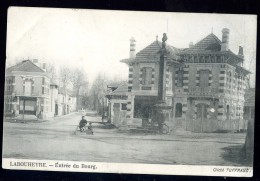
[175,29,250,132]
[108,28,250,132]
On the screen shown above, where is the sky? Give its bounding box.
[6,7,257,86]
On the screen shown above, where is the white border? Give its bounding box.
[2,158,253,177]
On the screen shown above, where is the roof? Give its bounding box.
[107,82,128,96]
[178,33,246,69]
[235,65,251,75]
[107,82,121,89]
[6,60,45,73]
[187,33,221,52]
[244,88,255,107]
[121,40,180,64]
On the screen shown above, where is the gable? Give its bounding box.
[6,60,45,73]
[135,40,179,62]
[189,33,222,52]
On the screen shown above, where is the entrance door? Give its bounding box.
[113,103,120,125]
[196,103,208,132]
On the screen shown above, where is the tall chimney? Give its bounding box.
[42,63,47,72]
[221,28,230,51]
[237,46,244,66]
[238,46,244,56]
[33,59,38,63]
[189,42,194,48]
[130,37,136,59]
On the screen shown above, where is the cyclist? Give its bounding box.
[79,116,87,132]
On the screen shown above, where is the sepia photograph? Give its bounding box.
[2,7,257,177]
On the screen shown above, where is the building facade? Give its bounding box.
[5,60,77,120]
[109,28,251,132]
[121,36,179,122]
[106,82,128,126]
[175,29,249,132]
[5,60,51,119]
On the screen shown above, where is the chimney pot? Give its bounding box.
[238,46,244,56]
[221,28,230,51]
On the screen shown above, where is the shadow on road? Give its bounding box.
[221,145,252,166]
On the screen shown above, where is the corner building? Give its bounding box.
[175,29,250,132]
[117,29,250,132]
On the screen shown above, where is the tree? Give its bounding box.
[71,68,88,110]
[46,63,58,84]
[59,66,72,91]
[89,73,108,114]
[59,66,72,114]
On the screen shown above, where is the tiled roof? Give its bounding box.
[186,33,221,52]
[235,65,251,75]
[108,82,128,96]
[121,40,180,64]
[178,33,245,68]
[136,40,179,60]
[6,60,45,73]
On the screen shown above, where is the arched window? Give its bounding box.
[175,103,182,118]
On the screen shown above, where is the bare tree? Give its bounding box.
[90,73,108,114]
[59,66,72,114]
[46,63,58,84]
[71,68,88,110]
[59,66,72,91]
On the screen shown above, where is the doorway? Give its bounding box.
[196,103,208,132]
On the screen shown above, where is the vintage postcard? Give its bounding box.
[2,7,256,177]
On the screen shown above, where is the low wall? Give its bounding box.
[173,118,248,133]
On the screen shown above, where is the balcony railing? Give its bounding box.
[188,87,218,97]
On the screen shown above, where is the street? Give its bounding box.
[3,112,248,166]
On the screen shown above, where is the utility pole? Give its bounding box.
[23,100,25,120]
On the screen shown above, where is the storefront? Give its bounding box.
[19,96,37,115]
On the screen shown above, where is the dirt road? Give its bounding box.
[2,112,247,166]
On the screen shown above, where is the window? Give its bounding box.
[141,67,152,85]
[42,87,45,94]
[175,103,182,118]
[176,68,183,87]
[227,71,232,89]
[121,103,127,110]
[226,105,230,119]
[42,77,45,85]
[199,70,209,87]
